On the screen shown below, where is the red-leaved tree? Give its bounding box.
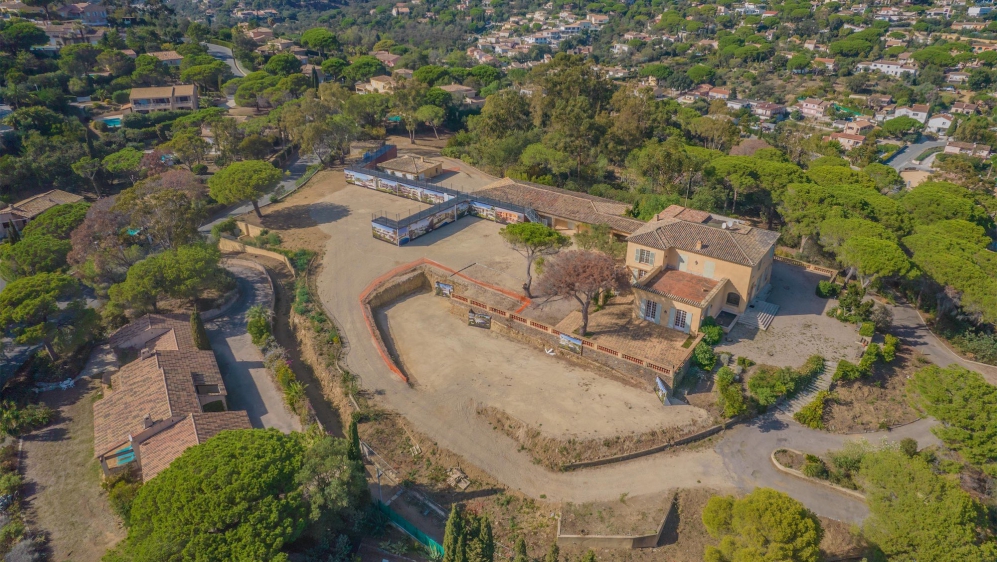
[537,250,629,336]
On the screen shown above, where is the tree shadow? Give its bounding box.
[261,201,350,230]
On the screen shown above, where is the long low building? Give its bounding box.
[129,84,198,113]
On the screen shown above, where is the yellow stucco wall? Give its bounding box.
[626,242,773,315]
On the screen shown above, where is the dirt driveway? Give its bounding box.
[20,380,125,561]
[379,292,709,440]
[717,262,862,366]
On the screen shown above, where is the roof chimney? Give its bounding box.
[695,240,703,250]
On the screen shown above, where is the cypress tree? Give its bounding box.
[513,537,528,562]
[479,516,494,562]
[347,418,362,462]
[190,311,211,350]
[6,221,20,244]
[455,531,468,562]
[442,505,464,562]
[544,542,559,562]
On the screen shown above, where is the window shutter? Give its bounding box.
[634,248,641,262]
[667,307,676,328]
[639,299,647,318]
[653,302,661,323]
[649,251,655,266]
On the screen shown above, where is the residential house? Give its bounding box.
[752,101,787,119]
[439,84,477,103]
[855,59,918,77]
[56,2,108,25]
[867,94,893,108]
[796,97,832,119]
[825,132,866,150]
[0,2,43,16]
[93,314,252,481]
[246,27,274,43]
[969,6,993,16]
[393,68,414,80]
[926,113,954,134]
[952,21,986,31]
[301,64,326,85]
[951,101,978,114]
[476,178,644,237]
[0,190,83,239]
[894,104,930,123]
[373,51,401,67]
[357,75,396,94]
[844,119,875,135]
[708,87,731,100]
[627,205,780,334]
[945,141,991,158]
[587,13,609,25]
[813,57,837,71]
[392,5,410,16]
[129,85,198,113]
[379,155,444,180]
[148,50,183,67]
[946,72,970,84]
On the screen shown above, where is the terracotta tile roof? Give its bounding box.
[476,178,646,234]
[656,205,711,223]
[628,209,780,267]
[642,268,726,307]
[138,411,251,482]
[148,50,182,62]
[0,190,83,220]
[93,355,172,455]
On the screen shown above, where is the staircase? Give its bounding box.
[779,360,837,416]
[736,300,779,331]
[524,207,541,224]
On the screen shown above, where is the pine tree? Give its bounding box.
[442,505,464,562]
[190,311,211,350]
[513,537,529,562]
[347,418,362,462]
[544,542,559,562]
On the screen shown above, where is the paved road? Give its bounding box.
[890,301,997,384]
[206,259,301,433]
[717,413,940,522]
[204,42,247,77]
[200,150,321,233]
[887,138,945,171]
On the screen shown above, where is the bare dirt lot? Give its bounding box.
[824,349,923,433]
[377,292,710,441]
[21,380,125,561]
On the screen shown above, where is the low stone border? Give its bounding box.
[200,288,239,321]
[769,449,866,502]
[556,500,673,550]
[562,416,744,470]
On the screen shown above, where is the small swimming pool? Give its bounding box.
[99,116,122,127]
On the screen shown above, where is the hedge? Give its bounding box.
[794,390,831,429]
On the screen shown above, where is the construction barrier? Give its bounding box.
[376,501,445,558]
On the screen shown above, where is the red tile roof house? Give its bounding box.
[0,189,83,239]
[93,314,251,482]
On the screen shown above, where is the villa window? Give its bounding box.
[635,248,654,265]
[674,309,688,330]
[726,292,741,307]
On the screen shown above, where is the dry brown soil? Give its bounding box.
[824,350,922,433]
[20,380,126,561]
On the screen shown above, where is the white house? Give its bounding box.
[855,60,918,77]
[894,104,930,123]
[926,113,954,135]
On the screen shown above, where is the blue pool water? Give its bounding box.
[100,117,122,127]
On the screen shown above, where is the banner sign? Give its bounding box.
[435,282,453,297]
[559,333,582,354]
[468,309,492,329]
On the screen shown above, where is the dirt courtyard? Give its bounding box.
[378,292,710,440]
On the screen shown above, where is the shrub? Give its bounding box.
[794,391,830,429]
[802,455,829,479]
[191,163,208,175]
[211,218,240,239]
[870,303,893,332]
[190,311,211,351]
[798,355,825,377]
[112,90,131,104]
[736,356,755,369]
[859,343,881,372]
[700,325,723,346]
[719,382,747,418]
[103,471,142,524]
[694,342,717,371]
[815,280,839,299]
[833,360,866,381]
[0,471,23,497]
[247,316,271,346]
[747,356,824,406]
[716,366,736,387]
[882,334,899,362]
[900,437,919,458]
[859,322,876,337]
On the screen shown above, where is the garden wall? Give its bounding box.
[218,236,295,275]
[556,502,674,550]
